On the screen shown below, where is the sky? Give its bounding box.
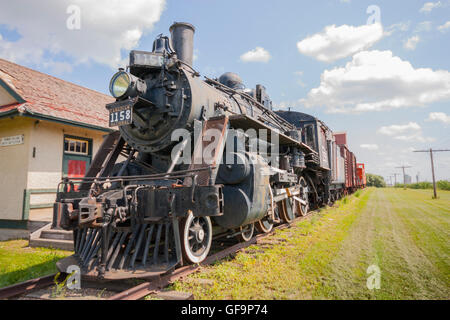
[0,0,449,182]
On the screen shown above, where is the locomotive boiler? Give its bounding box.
[52,22,362,280]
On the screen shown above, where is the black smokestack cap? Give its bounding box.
[169,22,195,66]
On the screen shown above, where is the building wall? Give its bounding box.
[0,117,32,220]
[26,119,107,221]
[0,115,108,223]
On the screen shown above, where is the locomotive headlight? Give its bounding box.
[109,71,131,98]
[109,71,147,99]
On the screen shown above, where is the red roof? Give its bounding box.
[0,58,114,129]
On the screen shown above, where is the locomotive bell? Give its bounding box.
[152,35,173,54]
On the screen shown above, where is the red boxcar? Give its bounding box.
[356,163,366,188]
[337,144,352,189]
[335,132,359,191]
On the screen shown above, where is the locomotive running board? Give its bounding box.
[228,114,316,155]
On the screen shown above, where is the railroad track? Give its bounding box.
[0,213,314,300]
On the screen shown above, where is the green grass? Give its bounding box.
[171,188,450,300]
[171,190,371,299]
[0,240,72,288]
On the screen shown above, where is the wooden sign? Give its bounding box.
[0,134,24,147]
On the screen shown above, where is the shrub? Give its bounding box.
[394,180,450,190]
[437,180,450,191]
[408,182,433,189]
[366,174,386,188]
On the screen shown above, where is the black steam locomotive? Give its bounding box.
[53,22,359,280]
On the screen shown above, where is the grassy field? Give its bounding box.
[172,188,450,299]
[1,188,448,299]
[0,240,71,288]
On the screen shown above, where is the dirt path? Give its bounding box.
[321,188,449,299]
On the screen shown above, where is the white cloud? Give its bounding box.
[404,36,420,50]
[360,144,379,150]
[384,22,410,36]
[420,1,442,13]
[437,21,450,32]
[240,47,271,63]
[378,122,421,136]
[378,122,434,143]
[296,23,383,63]
[301,50,450,113]
[42,61,73,75]
[428,112,450,124]
[294,71,306,87]
[395,133,434,143]
[193,49,199,62]
[414,21,433,32]
[0,0,166,70]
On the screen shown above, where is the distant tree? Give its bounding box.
[366,173,386,188]
[437,180,450,191]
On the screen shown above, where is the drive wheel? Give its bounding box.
[280,198,296,223]
[256,216,274,233]
[237,223,254,242]
[180,212,212,264]
[298,177,309,216]
[328,193,336,206]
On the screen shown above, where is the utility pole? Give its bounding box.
[391,173,400,186]
[413,148,450,199]
[395,165,412,188]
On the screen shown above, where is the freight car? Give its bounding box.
[356,163,367,188]
[52,22,365,280]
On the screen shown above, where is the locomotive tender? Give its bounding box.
[52,22,365,280]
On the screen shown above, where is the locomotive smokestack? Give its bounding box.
[169,22,195,66]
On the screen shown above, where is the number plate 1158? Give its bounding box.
[109,104,132,127]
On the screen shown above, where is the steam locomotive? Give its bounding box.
[52,22,365,280]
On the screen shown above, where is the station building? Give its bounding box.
[0,58,114,240]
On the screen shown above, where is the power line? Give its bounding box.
[413,148,450,199]
[395,165,412,187]
[391,173,400,186]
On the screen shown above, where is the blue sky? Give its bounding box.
[1,0,449,181]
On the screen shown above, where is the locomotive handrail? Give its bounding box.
[59,166,215,183]
[204,76,295,131]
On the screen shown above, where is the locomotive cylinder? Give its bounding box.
[214,153,270,229]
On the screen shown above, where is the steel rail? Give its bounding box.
[0,273,62,300]
[0,212,313,300]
